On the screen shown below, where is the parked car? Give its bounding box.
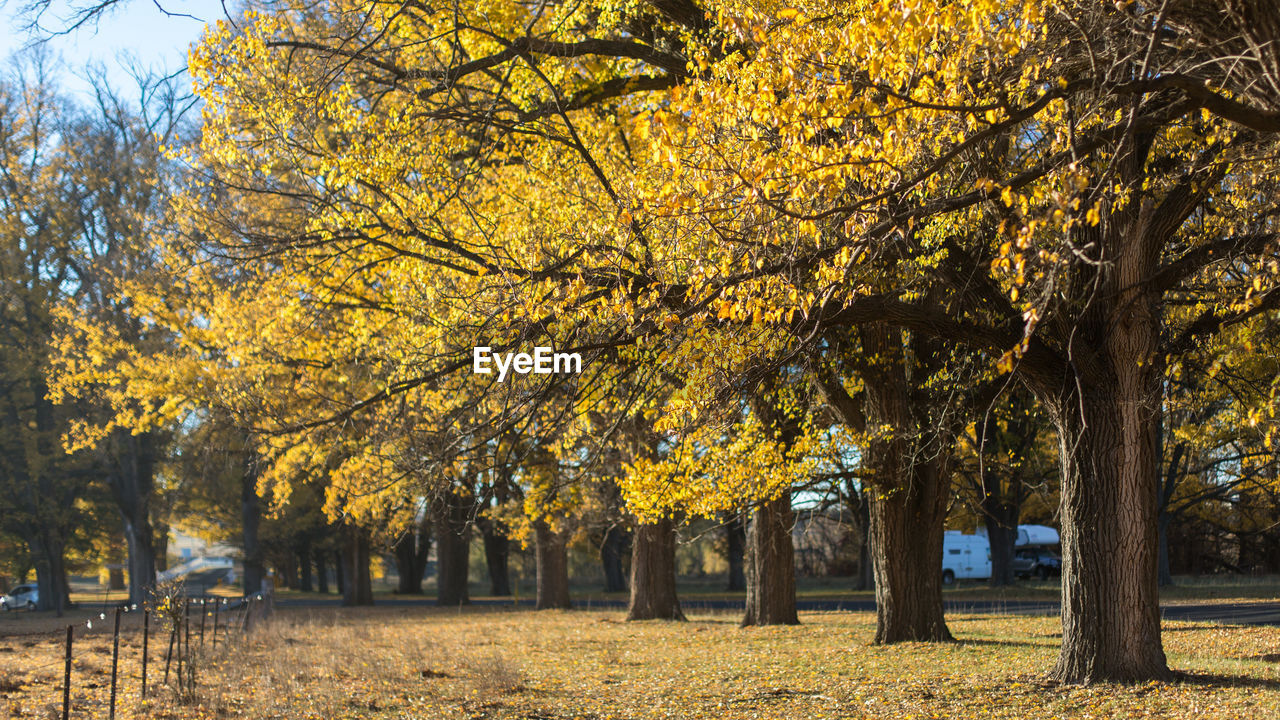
[1,584,38,611]
[942,531,991,585]
[1012,548,1061,580]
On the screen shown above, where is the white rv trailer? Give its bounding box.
[942,531,991,585]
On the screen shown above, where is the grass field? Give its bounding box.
[46,573,1280,609]
[2,603,1279,719]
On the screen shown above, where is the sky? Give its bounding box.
[1,0,227,99]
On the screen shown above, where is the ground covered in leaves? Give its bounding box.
[3,605,1280,719]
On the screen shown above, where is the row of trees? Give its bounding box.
[7,0,1280,686]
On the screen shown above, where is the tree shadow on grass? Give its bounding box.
[956,637,1058,649]
[1174,670,1280,691]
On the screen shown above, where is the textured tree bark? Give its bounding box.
[742,495,799,626]
[1049,385,1169,682]
[340,525,374,606]
[436,495,472,606]
[1039,137,1171,683]
[859,324,953,643]
[627,518,685,620]
[867,475,952,642]
[534,519,572,609]
[600,524,630,593]
[724,513,747,592]
[1050,393,1169,681]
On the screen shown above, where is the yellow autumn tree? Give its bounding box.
[56,0,1280,684]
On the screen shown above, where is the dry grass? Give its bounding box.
[1,606,1279,719]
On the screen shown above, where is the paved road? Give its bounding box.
[270,595,1280,625]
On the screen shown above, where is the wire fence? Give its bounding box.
[0,589,273,719]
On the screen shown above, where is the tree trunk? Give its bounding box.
[1039,169,1172,682]
[110,430,159,605]
[240,465,264,597]
[724,513,746,592]
[627,518,684,621]
[854,490,874,592]
[333,549,345,595]
[984,513,1019,587]
[480,519,512,596]
[281,550,299,589]
[861,325,952,643]
[534,519,572,610]
[866,471,952,642]
[1049,386,1169,682]
[298,541,314,592]
[153,518,170,573]
[393,522,430,595]
[1157,514,1173,588]
[341,525,374,606]
[601,524,629,593]
[315,548,329,594]
[742,495,798,626]
[29,533,71,614]
[857,525,875,591]
[435,491,472,606]
[1155,441,1185,589]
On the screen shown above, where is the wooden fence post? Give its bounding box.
[142,607,150,698]
[62,625,73,720]
[109,606,121,720]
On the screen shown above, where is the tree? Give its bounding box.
[72,0,1280,683]
[0,59,104,614]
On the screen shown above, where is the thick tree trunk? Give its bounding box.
[340,525,374,606]
[393,522,430,594]
[724,513,747,592]
[240,466,264,597]
[1041,169,1171,683]
[29,533,71,614]
[742,495,799,626]
[122,522,158,601]
[861,325,952,643]
[984,514,1019,587]
[1049,387,1169,682]
[480,519,512,596]
[627,519,684,621]
[110,430,159,605]
[435,493,471,606]
[534,519,572,610]
[600,524,629,593]
[867,472,952,642]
